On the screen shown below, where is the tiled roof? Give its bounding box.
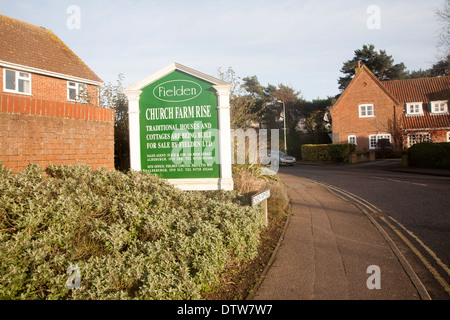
[0,15,101,83]
[382,76,450,103]
[382,76,450,130]
[402,113,450,130]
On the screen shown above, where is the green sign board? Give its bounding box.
[138,70,220,179]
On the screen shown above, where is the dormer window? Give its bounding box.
[405,102,423,116]
[430,101,448,114]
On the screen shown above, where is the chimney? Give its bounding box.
[355,61,362,74]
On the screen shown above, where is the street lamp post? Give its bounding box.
[277,100,287,154]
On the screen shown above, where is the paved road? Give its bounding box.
[277,159,450,299]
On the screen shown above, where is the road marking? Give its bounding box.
[306,179,450,299]
[386,215,450,277]
[325,184,383,214]
[371,176,428,187]
[381,216,450,295]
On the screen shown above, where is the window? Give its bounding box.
[67,81,88,102]
[407,133,431,148]
[348,135,357,145]
[3,69,31,94]
[447,132,450,142]
[369,134,391,149]
[359,104,374,117]
[430,101,448,114]
[405,102,423,116]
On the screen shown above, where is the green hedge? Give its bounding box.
[301,143,356,162]
[407,142,450,168]
[0,163,265,299]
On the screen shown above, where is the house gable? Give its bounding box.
[332,65,399,111]
[330,65,402,150]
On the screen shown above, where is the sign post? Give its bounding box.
[123,63,233,191]
[251,189,270,227]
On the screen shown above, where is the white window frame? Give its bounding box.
[369,134,391,149]
[407,133,432,148]
[348,135,357,145]
[67,81,88,103]
[430,100,448,115]
[405,102,423,116]
[3,69,32,95]
[359,104,374,118]
[447,132,450,142]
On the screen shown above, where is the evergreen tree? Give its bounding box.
[338,44,408,91]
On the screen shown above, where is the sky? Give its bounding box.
[0,0,446,100]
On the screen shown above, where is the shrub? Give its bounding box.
[232,164,289,224]
[301,143,355,162]
[0,163,265,299]
[301,144,330,161]
[407,142,450,168]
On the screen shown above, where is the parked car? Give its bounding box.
[269,151,296,166]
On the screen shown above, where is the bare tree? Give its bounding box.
[436,0,450,55]
[101,74,129,171]
[217,67,259,129]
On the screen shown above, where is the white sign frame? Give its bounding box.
[123,62,233,191]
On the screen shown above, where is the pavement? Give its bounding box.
[248,173,430,300]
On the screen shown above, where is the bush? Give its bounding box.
[301,143,356,162]
[0,163,265,299]
[407,142,450,168]
[232,164,290,222]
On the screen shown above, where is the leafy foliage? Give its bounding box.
[301,143,356,163]
[407,142,450,168]
[0,163,265,299]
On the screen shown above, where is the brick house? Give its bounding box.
[0,15,114,172]
[330,64,450,153]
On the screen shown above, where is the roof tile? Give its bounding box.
[382,77,450,130]
[382,76,450,103]
[0,15,101,83]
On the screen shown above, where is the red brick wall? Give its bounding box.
[0,92,114,173]
[403,129,450,147]
[433,130,450,142]
[0,67,99,106]
[330,68,403,151]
